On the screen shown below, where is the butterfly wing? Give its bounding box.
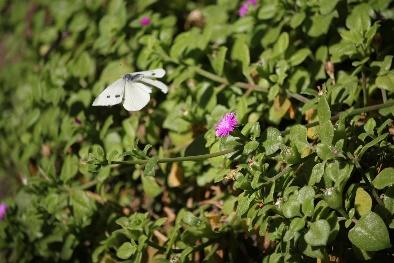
[92,78,125,106]
[122,82,152,111]
[139,78,168,93]
[130,68,165,78]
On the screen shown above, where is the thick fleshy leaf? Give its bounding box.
[304,220,330,246]
[372,168,394,189]
[348,212,391,251]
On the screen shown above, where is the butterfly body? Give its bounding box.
[123,73,143,82]
[92,68,167,111]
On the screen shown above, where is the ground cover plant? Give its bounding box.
[0,0,394,262]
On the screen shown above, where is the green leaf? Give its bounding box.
[244,141,259,155]
[309,163,325,186]
[355,187,372,216]
[69,189,96,225]
[308,12,337,37]
[60,234,77,260]
[262,24,282,47]
[304,220,330,246]
[316,143,335,161]
[318,96,334,145]
[170,30,196,59]
[319,0,339,15]
[348,212,391,251]
[60,155,79,183]
[289,125,309,154]
[346,4,371,32]
[263,127,283,155]
[70,51,95,78]
[236,193,253,217]
[284,217,305,241]
[290,11,306,29]
[231,36,250,78]
[318,96,331,122]
[97,166,111,183]
[273,32,289,57]
[372,168,394,190]
[142,176,163,198]
[144,157,158,177]
[117,242,136,259]
[209,46,227,76]
[364,118,376,135]
[289,48,311,66]
[281,144,301,164]
[320,120,334,146]
[257,1,278,20]
[357,133,388,158]
[323,187,343,210]
[282,195,301,218]
[299,186,315,216]
[375,71,394,92]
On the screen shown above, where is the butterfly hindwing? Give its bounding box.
[122,82,152,111]
[139,78,168,93]
[92,78,125,106]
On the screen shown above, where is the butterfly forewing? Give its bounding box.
[92,78,125,106]
[122,82,152,111]
[130,68,165,78]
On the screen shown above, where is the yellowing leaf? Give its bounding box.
[355,187,372,216]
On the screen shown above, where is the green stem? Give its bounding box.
[193,67,228,84]
[113,148,236,165]
[264,166,293,183]
[351,155,385,207]
[79,180,99,190]
[193,66,310,101]
[362,72,367,106]
[381,89,387,103]
[147,237,219,254]
[193,66,268,92]
[284,100,394,134]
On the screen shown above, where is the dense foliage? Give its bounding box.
[1,0,394,262]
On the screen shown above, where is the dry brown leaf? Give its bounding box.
[205,212,222,231]
[163,206,176,223]
[288,102,296,119]
[304,108,316,122]
[168,162,183,188]
[41,144,51,157]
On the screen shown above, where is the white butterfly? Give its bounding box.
[92,68,168,111]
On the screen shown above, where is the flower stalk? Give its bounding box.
[112,148,236,165]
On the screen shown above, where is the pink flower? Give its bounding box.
[215,112,238,137]
[247,0,257,6]
[139,16,151,26]
[0,203,7,220]
[238,3,249,17]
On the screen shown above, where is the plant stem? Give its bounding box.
[80,180,99,190]
[381,89,387,103]
[193,67,228,84]
[193,66,311,103]
[148,237,219,254]
[283,100,394,135]
[113,148,236,165]
[351,155,385,207]
[194,66,268,91]
[361,72,367,106]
